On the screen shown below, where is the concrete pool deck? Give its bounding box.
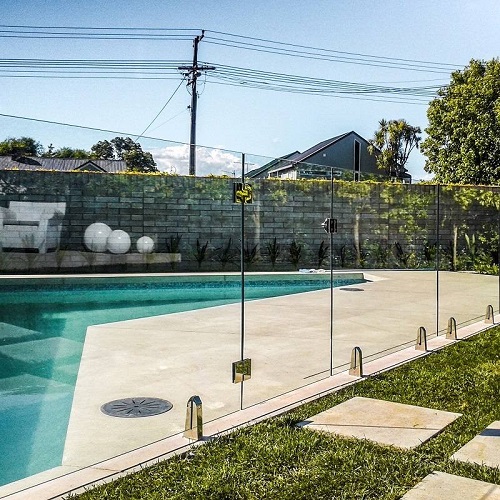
[1,270,498,499]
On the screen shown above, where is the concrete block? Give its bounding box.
[297,397,461,449]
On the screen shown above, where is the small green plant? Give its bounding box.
[243,242,259,268]
[266,237,281,270]
[317,240,329,268]
[372,241,391,268]
[422,240,436,266]
[439,240,455,271]
[216,237,237,269]
[475,262,499,275]
[464,233,477,269]
[393,241,410,268]
[288,240,302,270]
[193,239,209,269]
[333,243,348,268]
[166,234,182,270]
[166,234,182,253]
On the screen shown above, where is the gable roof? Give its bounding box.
[289,132,350,165]
[246,151,300,178]
[0,156,127,173]
[289,131,377,165]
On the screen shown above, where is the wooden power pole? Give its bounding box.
[178,30,215,175]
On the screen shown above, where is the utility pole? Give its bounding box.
[178,30,215,175]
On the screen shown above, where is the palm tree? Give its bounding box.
[368,119,421,180]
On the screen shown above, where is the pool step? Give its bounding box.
[0,322,44,343]
[0,337,82,365]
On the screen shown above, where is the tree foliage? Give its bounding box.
[43,144,91,158]
[90,136,158,173]
[421,58,500,184]
[0,136,43,157]
[368,119,421,180]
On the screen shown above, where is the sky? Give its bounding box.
[0,0,499,179]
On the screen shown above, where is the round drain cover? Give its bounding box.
[101,397,173,418]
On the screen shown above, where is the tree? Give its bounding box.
[0,136,43,157]
[43,145,91,158]
[368,119,421,180]
[421,58,500,184]
[90,136,158,173]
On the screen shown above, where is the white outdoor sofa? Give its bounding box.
[0,201,66,253]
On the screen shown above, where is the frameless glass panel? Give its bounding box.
[332,181,438,370]
[241,156,334,408]
[437,185,500,334]
[0,123,241,490]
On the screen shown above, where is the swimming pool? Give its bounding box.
[0,273,365,486]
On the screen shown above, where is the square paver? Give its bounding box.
[451,421,500,469]
[297,396,461,449]
[401,471,500,499]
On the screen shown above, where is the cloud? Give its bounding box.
[150,144,242,176]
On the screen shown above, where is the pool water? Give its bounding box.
[0,275,364,486]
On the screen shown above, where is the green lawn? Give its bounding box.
[72,327,500,499]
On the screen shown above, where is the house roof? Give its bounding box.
[289,132,351,165]
[0,156,127,173]
[267,131,380,175]
[246,151,300,178]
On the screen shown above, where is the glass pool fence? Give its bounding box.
[0,126,499,493]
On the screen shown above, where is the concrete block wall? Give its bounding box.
[0,170,498,273]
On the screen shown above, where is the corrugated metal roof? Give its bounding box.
[0,156,127,172]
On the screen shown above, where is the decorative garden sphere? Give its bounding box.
[84,223,112,252]
[136,236,155,254]
[106,230,131,254]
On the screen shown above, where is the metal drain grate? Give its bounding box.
[339,287,364,292]
[101,397,173,418]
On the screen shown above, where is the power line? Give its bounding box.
[205,30,461,68]
[0,24,462,73]
[0,58,442,98]
[0,111,186,146]
[135,76,186,140]
[203,39,456,74]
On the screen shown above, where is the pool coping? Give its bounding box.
[0,316,493,500]
[0,270,367,289]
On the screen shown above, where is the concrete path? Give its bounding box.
[62,270,497,469]
[452,421,500,469]
[401,471,500,499]
[297,396,461,449]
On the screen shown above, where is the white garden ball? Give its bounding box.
[106,230,131,254]
[136,236,155,254]
[84,223,112,252]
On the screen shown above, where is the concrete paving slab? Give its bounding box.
[452,421,500,469]
[401,471,500,499]
[298,396,461,449]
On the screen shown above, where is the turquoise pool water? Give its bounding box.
[0,274,364,486]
